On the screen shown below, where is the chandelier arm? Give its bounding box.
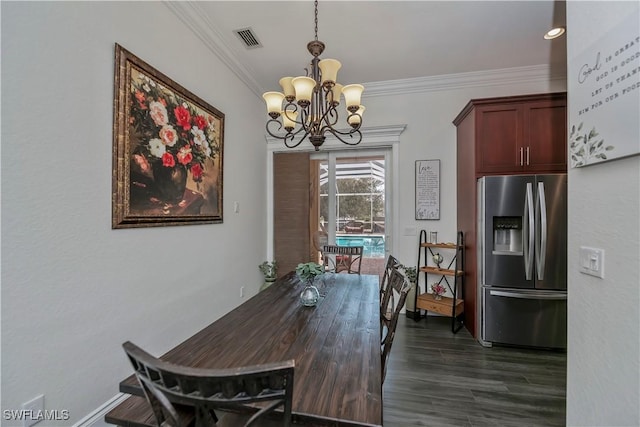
[323,122,361,136]
[319,108,362,135]
[288,124,309,138]
[284,129,312,149]
[265,119,291,141]
[321,105,339,128]
[283,104,309,132]
[324,128,363,146]
[315,89,338,128]
[266,115,309,142]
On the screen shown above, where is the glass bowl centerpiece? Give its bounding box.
[296,262,324,307]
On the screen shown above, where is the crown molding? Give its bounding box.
[362,65,567,98]
[163,1,264,98]
[166,2,566,100]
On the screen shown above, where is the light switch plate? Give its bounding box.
[579,246,605,278]
[403,226,417,236]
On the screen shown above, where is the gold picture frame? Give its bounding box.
[112,44,224,228]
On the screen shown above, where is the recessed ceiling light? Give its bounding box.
[544,27,565,40]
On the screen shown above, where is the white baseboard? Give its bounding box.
[73,394,128,427]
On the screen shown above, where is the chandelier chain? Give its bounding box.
[314,0,319,41]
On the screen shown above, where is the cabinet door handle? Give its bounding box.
[526,146,530,165]
[520,147,523,166]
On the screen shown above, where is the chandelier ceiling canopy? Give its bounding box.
[262,0,364,151]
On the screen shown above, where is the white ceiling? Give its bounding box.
[176,1,567,95]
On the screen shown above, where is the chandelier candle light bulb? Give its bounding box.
[341,84,364,111]
[262,0,364,151]
[348,106,365,127]
[318,59,341,85]
[331,83,343,106]
[281,110,298,131]
[262,92,285,118]
[279,77,296,101]
[291,76,316,106]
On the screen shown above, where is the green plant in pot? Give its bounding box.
[295,262,324,306]
[258,261,277,291]
[400,264,418,317]
[400,265,417,284]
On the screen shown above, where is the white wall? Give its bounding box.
[566,2,640,425]
[1,2,266,425]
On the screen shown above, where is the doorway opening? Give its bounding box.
[311,151,389,278]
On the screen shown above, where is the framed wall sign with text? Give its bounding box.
[415,160,440,220]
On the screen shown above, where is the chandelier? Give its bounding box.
[262,0,365,151]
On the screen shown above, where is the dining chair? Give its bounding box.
[321,245,363,274]
[312,231,328,263]
[380,268,410,383]
[122,341,295,427]
[379,255,401,312]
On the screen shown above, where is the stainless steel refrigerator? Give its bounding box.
[478,174,567,349]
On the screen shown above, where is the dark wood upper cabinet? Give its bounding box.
[456,93,567,176]
[523,98,567,173]
[452,92,567,339]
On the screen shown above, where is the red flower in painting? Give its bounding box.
[191,163,203,181]
[194,115,208,130]
[176,146,193,166]
[135,90,146,104]
[162,152,175,167]
[174,105,191,130]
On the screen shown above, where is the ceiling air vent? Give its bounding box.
[233,27,262,49]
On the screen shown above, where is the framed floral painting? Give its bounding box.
[112,44,224,228]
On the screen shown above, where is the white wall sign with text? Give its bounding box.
[415,159,440,220]
[568,12,640,167]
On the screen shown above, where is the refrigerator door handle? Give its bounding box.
[489,290,567,300]
[523,182,534,280]
[536,182,547,280]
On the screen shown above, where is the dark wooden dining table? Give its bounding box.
[106,272,382,427]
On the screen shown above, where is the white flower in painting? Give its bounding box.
[191,126,211,156]
[149,80,156,87]
[191,126,206,146]
[207,114,217,132]
[148,138,166,158]
[149,101,169,126]
[143,84,150,92]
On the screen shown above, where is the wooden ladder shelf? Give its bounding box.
[414,231,465,333]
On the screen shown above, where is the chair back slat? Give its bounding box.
[321,245,363,274]
[123,341,295,427]
[379,255,401,311]
[380,268,410,383]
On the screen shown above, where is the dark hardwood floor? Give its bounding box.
[383,316,567,427]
